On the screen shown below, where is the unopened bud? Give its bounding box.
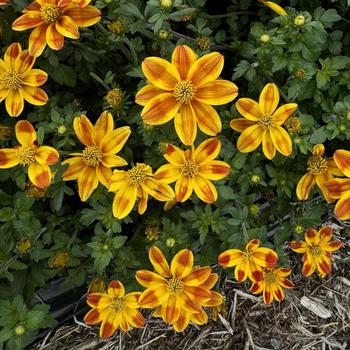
[294,15,305,27]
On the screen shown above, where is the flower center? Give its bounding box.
[0,71,23,90]
[181,160,199,178]
[307,156,328,175]
[82,146,103,167]
[110,298,125,312]
[309,245,322,257]
[264,270,277,285]
[167,277,183,295]
[258,114,275,130]
[128,167,147,185]
[40,4,62,24]
[17,146,36,165]
[173,81,196,104]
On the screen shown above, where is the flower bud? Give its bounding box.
[108,19,124,34]
[105,88,123,109]
[16,238,32,254]
[166,237,175,248]
[251,175,261,184]
[196,37,211,51]
[57,125,67,134]
[15,325,25,336]
[294,15,305,27]
[249,204,260,216]
[50,251,70,268]
[159,29,170,40]
[339,124,346,132]
[260,34,270,44]
[88,277,106,293]
[160,0,172,9]
[294,225,304,234]
[284,116,301,133]
[145,224,161,241]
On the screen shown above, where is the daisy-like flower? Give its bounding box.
[0,120,59,188]
[290,226,342,278]
[109,163,175,219]
[135,45,238,145]
[154,138,231,204]
[296,144,343,203]
[136,246,215,326]
[327,149,350,220]
[259,0,287,16]
[230,83,297,160]
[12,0,101,57]
[62,112,130,202]
[218,239,278,282]
[0,43,48,117]
[251,266,294,304]
[84,280,144,338]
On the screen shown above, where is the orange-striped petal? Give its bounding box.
[86,293,112,308]
[164,144,186,166]
[161,295,181,324]
[272,284,284,302]
[137,188,148,215]
[259,83,279,116]
[93,111,114,146]
[0,148,19,168]
[15,120,36,146]
[5,89,24,117]
[182,267,211,286]
[316,255,332,277]
[135,85,163,106]
[312,144,325,157]
[96,164,112,187]
[102,155,127,168]
[195,80,238,105]
[142,178,175,201]
[12,13,43,31]
[123,292,141,308]
[135,270,167,288]
[175,176,193,202]
[4,43,21,69]
[326,158,343,177]
[316,173,333,203]
[230,118,256,132]
[170,249,193,278]
[107,280,125,298]
[305,228,319,245]
[290,240,308,253]
[174,104,197,146]
[100,126,131,155]
[35,146,59,165]
[46,23,64,50]
[318,226,332,243]
[334,193,350,220]
[28,24,49,57]
[296,172,315,200]
[334,149,350,178]
[73,115,94,146]
[100,312,120,338]
[14,50,35,74]
[273,103,298,125]
[321,240,342,252]
[191,99,221,136]
[28,162,51,188]
[138,285,169,308]
[218,249,242,267]
[62,156,85,180]
[301,256,317,277]
[149,246,171,277]
[198,160,230,180]
[123,309,144,329]
[327,178,350,199]
[21,86,48,106]
[187,52,224,86]
[183,285,211,303]
[141,93,180,125]
[203,291,223,307]
[154,164,181,184]
[172,45,197,80]
[270,126,292,157]
[56,15,80,39]
[22,69,48,87]
[63,6,101,27]
[0,87,9,102]
[237,124,263,153]
[194,138,221,164]
[112,184,137,218]
[246,238,260,252]
[236,98,261,121]
[173,311,191,332]
[142,57,180,90]
[248,260,264,282]
[262,130,276,160]
[263,285,273,304]
[193,176,217,203]
[234,259,249,281]
[77,165,99,201]
[84,308,108,325]
[250,247,278,267]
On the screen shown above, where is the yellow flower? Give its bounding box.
[62,111,131,202]
[0,43,48,117]
[136,246,216,327]
[109,163,175,219]
[290,226,342,278]
[259,0,287,16]
[105,88,123,109]
[0,120,59,188]
[251,266,294,304]
[296,144,342,203]
[326,149,350,220]
[155,138,231,203]
[218,239,279,282]
[84,280,144,338]
[230,83,297,159]
[50,250,70,268]
[135,45,238,145]
[12,0,101,57]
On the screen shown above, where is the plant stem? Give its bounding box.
[123,37,138,66]
[202,11,258,19]
[90,72,110,91]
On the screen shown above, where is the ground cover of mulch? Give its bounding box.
[32,222,350,350]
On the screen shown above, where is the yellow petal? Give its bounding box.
[174,104,197,146]
[164,144,186,166]
[28,24,49,58]
[62,156,85,181]
[171,45,197,80]
[236,124,263,153]
[46,23,64,50]
[193,176,218,203]
[100,126,131,155]
[194,138,221,164]
[4,43,21,70]
[273,103,298,125]
[230,118,256,132]
[28,162,51,188]
[270,126,292,156]
[334,193,350,220]
[296,172,315,200]
[55,15,80,39]
[21,86,48,106]
[0,148,19,168]
[170,249,194,278]
[77,165,99,201]
[93,111,114,147]
[135,84,163,106]
[14,50,35,74]
[96,164,112,188]
[334,149,350,178]
[259,83,279,116]
[236,98,261,121]
[112,184,137,219]
[35,146,59,165]
[191,99,221,136]
[5,89,24,117]
[198,160,231,180]
[175,176,193,202]
[154,164,181,184]
[22,69,48,87]
[15,120,36,146]
[63,6,101,27]
[195,80,238,105]
[73,115,94,146]
[262,130,276,159]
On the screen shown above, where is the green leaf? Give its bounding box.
[309,126,328,144]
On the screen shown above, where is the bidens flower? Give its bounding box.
[259,0,287,16]
[218,239,278,282]
[136,45,238,145]
[84,280,144,338]
[296,144,342,203]
[290,227,342,278]
[0,43,48,117]
[62,112,130,202]
[327,149,350,220]
[109,163,175,219]
[136,246,215,326]
[155,138,231,203]
[231,83,297,160]
[12,0,101,57]
[0,120,59,188]
[251,267,294,304]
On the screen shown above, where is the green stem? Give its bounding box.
[202,11,258,19]
[341,17,350,25]
[241,221,249,244]
[123,37,138,66]
[90,72,110,91]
